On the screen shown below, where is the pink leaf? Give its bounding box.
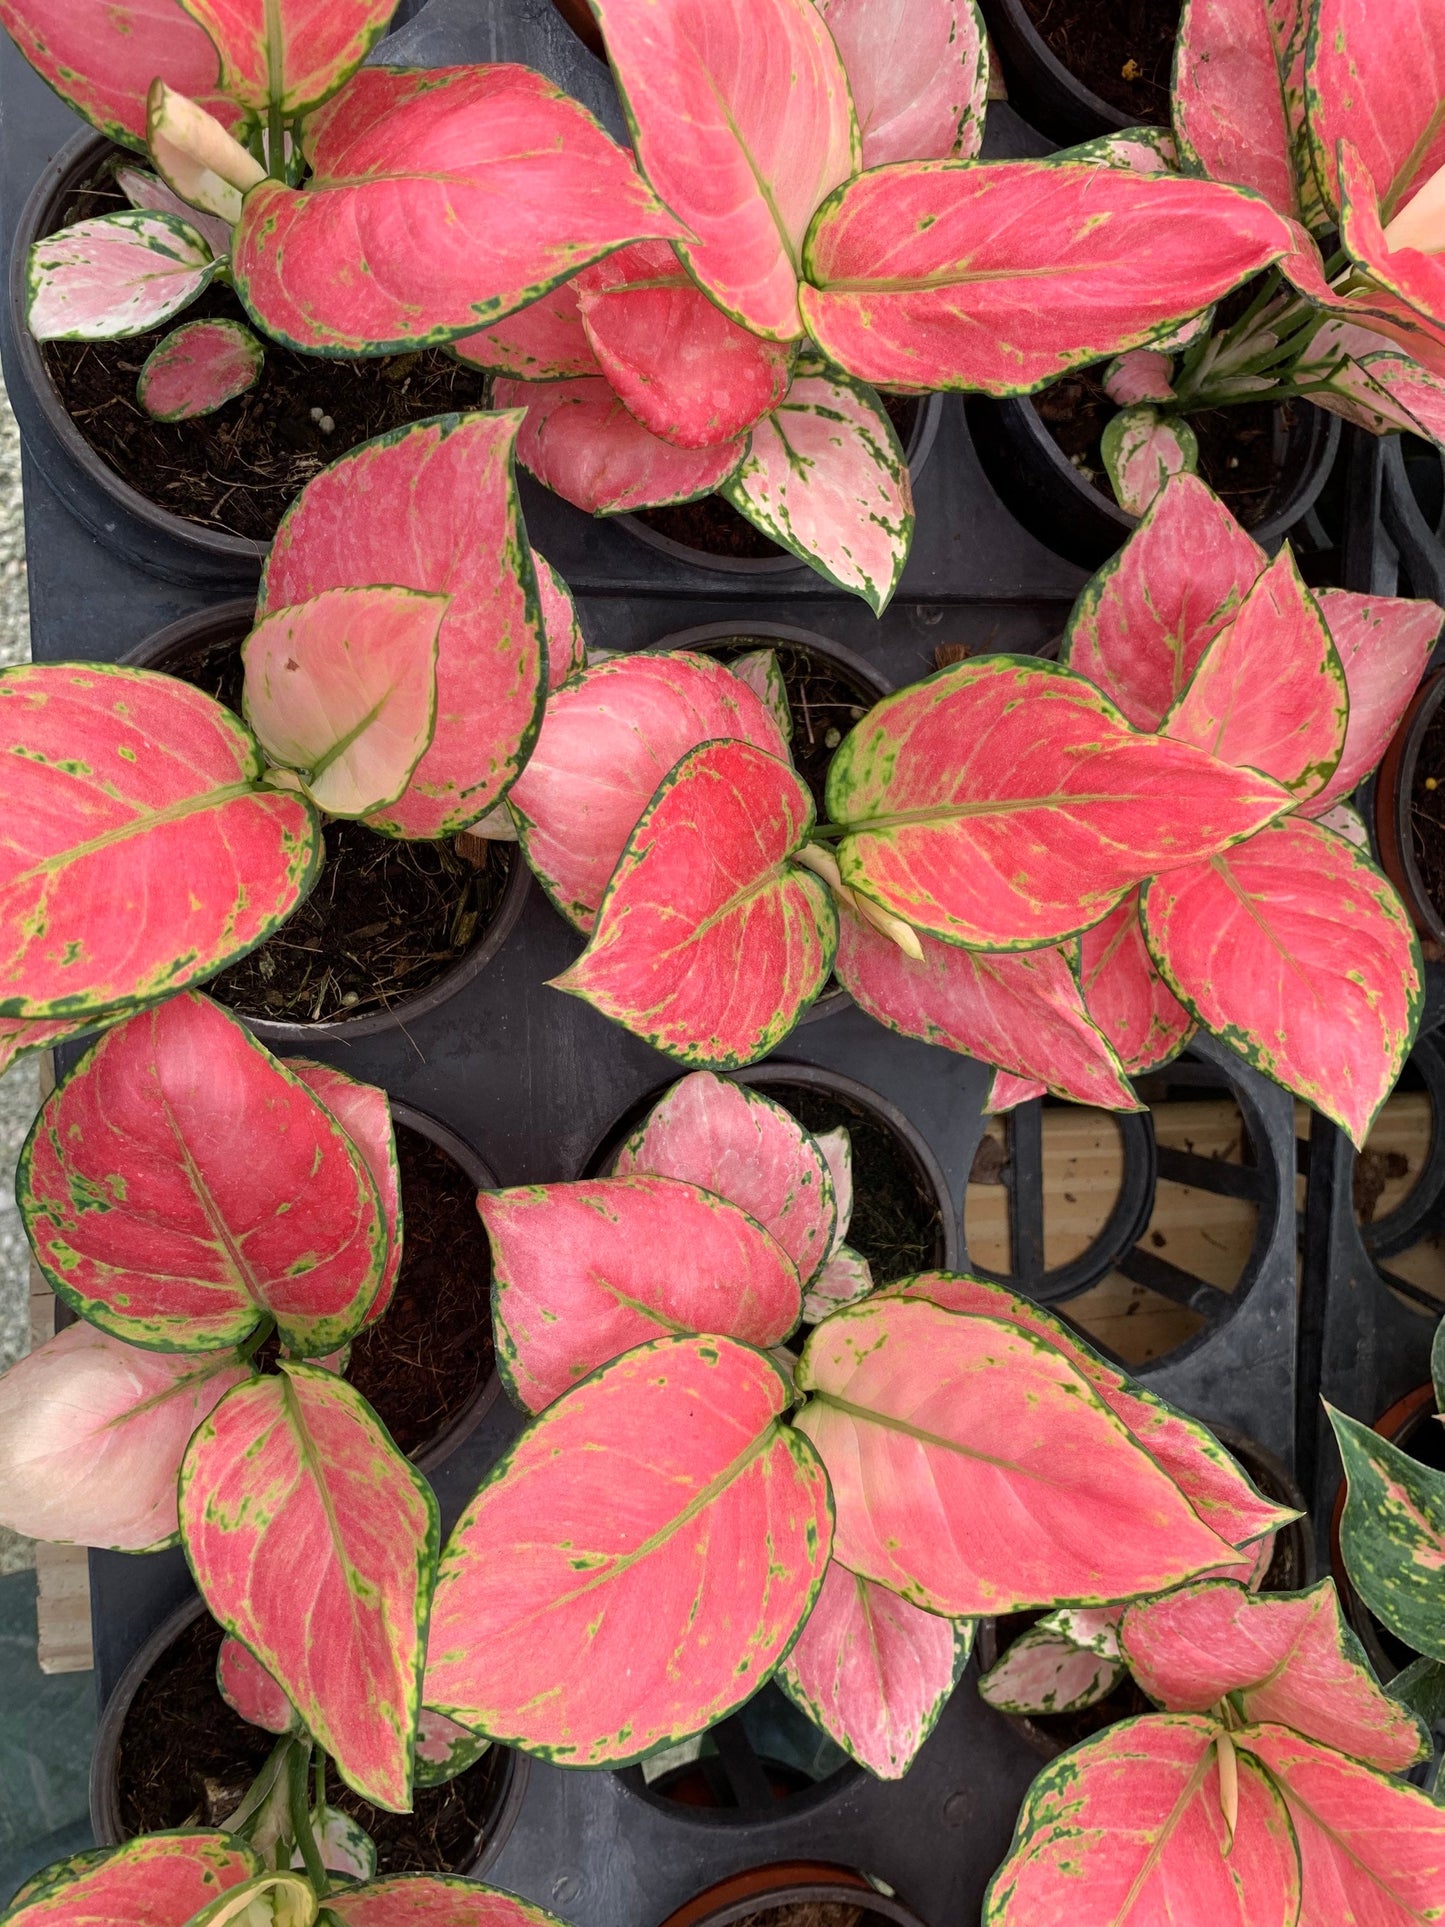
[508,652,787,933]
[816,0,988,166]
[1100,406,1198,517]
[1161,546,1348,798]
[180,1362,438,1811]
[1337,142,1445,342]
[233,67,683,355]
[287,1061,400,1326]
[615,1070,838,1286]
[1103,348,1177,405]
[1063,472,1267,730]
[978,1624,1124,1715]
[0,663,319,1017]
[495,375,746,513]
[829,656,1291,948]
[834,898,1140,1109]
[0,1013,128,1079]
[575,241,792,449]
[1302,589,1443,815]
[802,1245,874,1321]
[983,1715,1299,1927]
[1172,0,1304,217]
[482,1174,802,1411]
[721,372,914,613]
[179,0,396,117]
[1306,0,1445,220]
[261,412,546,838]
[1141,817,1423,1146]
[21,994,387,1355]
[116,165,233,257]
[552,740,837,1069]
[536,556,585,690]
[426,1335,832,1764]
[800,162,1291,391]
[815,1127,853,1245]
[27,211,216,340]
[590,0,858,339]
[778,1561,966,1777]
[0,1325,246,1552]
[0,0,230,148]
[137,317,263,421]
[987,1072,1048,1113]
[727,649,792,739]
[794,1297,1238,1614]
[243,586,445,818]
[217,1635,300,1736]
[1078,894,1194,1075]
[1074,126,1182,174]
[1121,1580,1429,1772]
[327,1876,581,1927]
[453,282,600,381]
[1,1835,261,1927]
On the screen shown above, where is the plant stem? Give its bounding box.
[267,96,286,181]
[288,1745,329,1898]
[238,1314,276,1367]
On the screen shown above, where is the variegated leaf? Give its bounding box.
[218,1635,300,1736]
[1078,894,1194,1075]
[0,1834,261,1927]
[415,1711,491,1789]
[1330,1403,1445,1663]
[1100,407,1198,517]
[802,1245,874,1322]
[115,164,233,258]
[137,318,263,420]
[978,1624,1125,1715]
[817,0,988,165]
[28,211,215,340]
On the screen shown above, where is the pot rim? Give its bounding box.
[980,0,1133,137]
[654,1864,929,1927]
[1373,667,1445,945]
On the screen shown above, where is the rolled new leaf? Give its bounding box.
[28,211,218,340]
[138,318,263,420]
[817,0,987,167]
[145,80,264,222]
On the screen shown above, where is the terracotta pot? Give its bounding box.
[655,1863,928,1927]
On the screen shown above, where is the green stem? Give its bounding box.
[313,1748,326,1817]
[237,1314,276,1368]
[288,1745,329,1898]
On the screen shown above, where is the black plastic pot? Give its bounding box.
[966,390,1341,569]
[978,0,1136,147]
[1373,667,1445,946]
[121,602,532,1051]
[657,1865,929,1927]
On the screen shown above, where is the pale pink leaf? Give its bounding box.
[801,1245,873,1322]
[816,0,988,165]
[728,649,792,739]
[414,1708,491,1787]
[536,555,585,690]
[1100,406,1198,517]
[978,1625,1125,1715]
[1102,348,1177,405]
[286,1061,401,1327]
[814,1127,853,1247]
[115,164,233,257]
[27,211,215,339]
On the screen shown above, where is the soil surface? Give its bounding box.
[710,638,878,815]
[41,161,490,541]
[116,1613,506,1871]
[346,1124,495,1458]
[1410,697,1445,921]
[165,628,511,1024]
[1033,369,1292,529]
[1020,0,1179,121]
[734,1908,865,1927]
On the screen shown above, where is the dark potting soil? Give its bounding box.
[1410,698,1445,921]
[734,1909,865,1927]
[714,638,877,815]
[41,162,490,542]
[115,1613,506,1871]
[345,1124,495,1458]
[1019,0,1179,122]
[164,629,512,1024]
[1032,369,1292,530]
[633,393,922,559]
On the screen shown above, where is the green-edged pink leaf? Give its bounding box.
[425,1334,832,1764]
[828,656,1291,949]
[1337,141,1445,339]
[242,586,444,819]
[1121,1578,1429,1770]
[1330,1404,1445,1664]
[590,0,858,340]
[1321,346,1445,444]
[0,0,231,148]
[1063,472,1267,730]
[978,1625,1125,1715]
[180,1361,439,1811]
[301,1808,375,1882]
[720,371,913,613]
[0,1833,262,1927]
[817,0,988,166]
[0,1015,107,1078]
[232,67,683,356]
[495,375,746,513]
[552,740,837,1070]
[1078,894,1194,1075]
[799,162,1291,392]
[536,556,585,690]
[987,1072,1048,1112]
[1306,0,1445,219]
[615,1070,838,1286]
[1161,546,1347,798]
[802,1245,874,1322]
[325,1874,571,1927]
[1239,1723,1445,1923]
[885,1273,1297,1551]
[815,1127,853,1246]
[1100,406,1198,517]
[1041,1606,1124,1657]
[1103,348,1178,405]
[1140,817,1423,1146]
[983,1715,1299,1927]
[137,318,263,421]
[509,652,788,932]
[794,1297,1237,1614]
[1302,589,1443,815]
[575,241,793,449]
[115,165,233,258]
[218,1635,300,1735]
[286,1061,401,1326]
[482,1174,802,1412]
[179,0,394,117]
[778,1560,968,1778]
[453,283,600,381]
[729,649,792,740]
[1072,126,1183,174]
[414,1712,490,1789]
[1435,1319,1445,1412]
[261,413,547,839]
[27,211,216,340]
[0,662,319,1018]
[1173,0,1304,217]
[0,1323,246,1552]
[20,993,386,1355]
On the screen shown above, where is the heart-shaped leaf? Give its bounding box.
[233,67,682,354]
[21,994,386,1355]
[28,211,217,340]
[1173,0,1306,218]
[115,164,234,259]
[0,662,320,1018]
[326,1876,572,1927]
[721,372,913,612]
[414,1711,491,1789]
[453,283,600,380]
[180,1362,439,1810]
[794,1297,1237,1614]
[591,0,858,339]
[1330,1404,1445,1663]
[179,0,395,117]
[1141,817,1423,1145]
[425,1335,832,1765]
[137,317,264,420]
[817,0,987,166]
[800,161,1291,391]
[829,656,1291,948]
[2,1834,262,1927]
[1306,0,1445,219]
[1104,348,1178,406]
[261,412,547,839]
[218,1635,300,1736]
[1302,589,1443,815]
[1078,893,1194,1074]
[483,1174,802,1412]
[509,652,788,933]
[286,1061,400,1326]
[802,1245,874,1321]
[978,1623,1125,1715]
[0,1324,247,1552]
[615,1071,837,1286]
[553,740,837,1069]
[1101,406,1198,517]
